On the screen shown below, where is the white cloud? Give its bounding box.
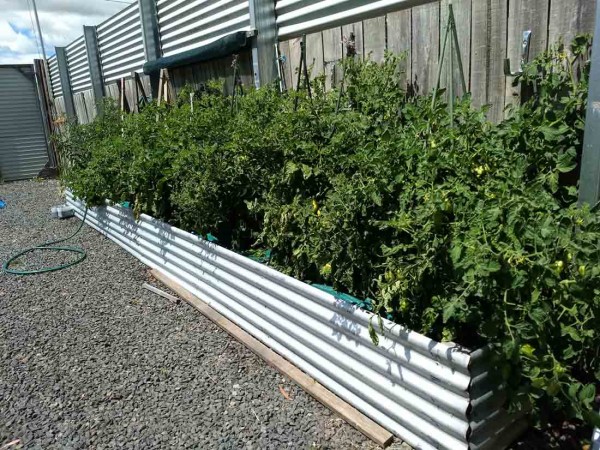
[0,0,131,64]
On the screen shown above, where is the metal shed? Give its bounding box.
[0,64,49,181]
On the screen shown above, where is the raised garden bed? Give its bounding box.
[66,192,526,450]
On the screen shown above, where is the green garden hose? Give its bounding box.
[3,208,88,275]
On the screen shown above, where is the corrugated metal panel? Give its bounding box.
[66,36,92,93]
[0,66,48,181]
[276,0,433,39]
[97,2,146,83]
[48,55,63,98]
[157,0,253,57]
[66,193,525,450]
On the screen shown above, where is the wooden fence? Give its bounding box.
[279,0,595,122]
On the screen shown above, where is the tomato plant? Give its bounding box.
[56,37,599,431]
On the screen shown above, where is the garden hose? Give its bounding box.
[2,207,89,275]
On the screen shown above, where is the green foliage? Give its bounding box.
[56,39,599,429]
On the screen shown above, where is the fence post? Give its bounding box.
[578,0,600,206]
[83,26,105,116]
[138,0,162,99]
[249,0,277,87]
[55,47,76,123]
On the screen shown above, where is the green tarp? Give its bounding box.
[143,31,251,74]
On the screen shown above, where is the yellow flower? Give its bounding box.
[400,299,409,313]
[553,362,566,375]
[430,140,437,148]
[317,209,321,216]
[520,344,535,358]
[312,199,318,212]
[321,263,332,276]
[474,165,485,176]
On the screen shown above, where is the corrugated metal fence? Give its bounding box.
[0,65,49,181]
[157,0,252,57]
[66,36,92,94]
[98,3,146,84]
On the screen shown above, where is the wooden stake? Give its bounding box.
[119,77,130,113]
[157,68,172,105]
[157,69,165,106]
[150,268,394,448]
[132,71,147,112]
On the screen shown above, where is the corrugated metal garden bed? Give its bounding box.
[66,192,526,450]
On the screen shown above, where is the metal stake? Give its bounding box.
[294,35,312,111]
[578,0,600,206]
[431,3,467,125]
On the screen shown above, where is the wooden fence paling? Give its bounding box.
[470,0,508,123]
[548,0,596,54]
[411,2,440,95]
[323,28,343,90]
[386,11,412,89]
[306,32,325,80]
[363,17,387,62]
[504,0,550,111]
[342,22,364,60]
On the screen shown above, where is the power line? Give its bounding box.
[26,0,43,60]
[30,0,48,61]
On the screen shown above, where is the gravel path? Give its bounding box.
[0,180,408,450]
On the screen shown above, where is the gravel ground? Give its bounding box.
[0,179,410,450]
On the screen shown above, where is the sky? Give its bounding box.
[0,0,133,64]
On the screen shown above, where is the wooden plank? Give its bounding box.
[140,75,152,102]
[238,50,254,89]
[548,0,596,52]
[125,78,136,112]
[191,62,208,90]
[505,0,549,111]
[105,83,119,102]
[73,93,88,124]
[471,0,508,122]
[342,22,364,60]
[277,40,294,90]
[84,91,96,122]
[386,10,412,89]
[411,2,440,95]
[363,16,387,62]
[322,27,343,90]
[143,282,179,303]
[182,65,195,91]
[288,37,303,90]
[440,0,471,97]
[150,268,395,449]
[54,96,66,118]
[306,32,324,79]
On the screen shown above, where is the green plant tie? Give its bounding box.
[2,207,89,275]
